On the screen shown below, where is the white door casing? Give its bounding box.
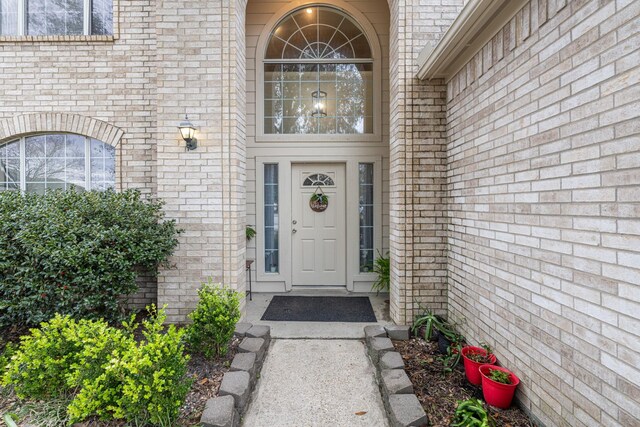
[291,164,346,286]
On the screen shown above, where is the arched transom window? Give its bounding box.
[0,133,115,193]
[263,6,374,135]
[303,173,335,186]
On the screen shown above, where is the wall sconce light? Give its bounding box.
[178,114,197,150]
[312,90,327,118]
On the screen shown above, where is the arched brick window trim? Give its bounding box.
[0,113,124,147]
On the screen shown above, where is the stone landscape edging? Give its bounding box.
[365,325,429,427]
[200,322,271,427]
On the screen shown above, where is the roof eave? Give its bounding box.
[417,0,528,82]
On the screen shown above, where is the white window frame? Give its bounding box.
[11,0,106,36]
[1,134,114,192]
[255,2,383,143]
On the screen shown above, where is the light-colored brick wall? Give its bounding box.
[155,0,247,323]
[388,0,464,324]
[446,0,640,425]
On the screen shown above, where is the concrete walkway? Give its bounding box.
[242,339,389,427]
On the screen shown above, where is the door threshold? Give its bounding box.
[289,285,351,296]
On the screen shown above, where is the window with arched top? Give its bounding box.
[303,173,335,186]
[0,133,115,193]
[263,5,374,135]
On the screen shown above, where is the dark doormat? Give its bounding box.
[261,296,377,322]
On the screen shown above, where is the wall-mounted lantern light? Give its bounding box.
[178,114,197,150]
[311,90,327,118]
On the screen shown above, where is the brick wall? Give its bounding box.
[446,0,640,424]
[388,0,464,324]
[155,0,246,323]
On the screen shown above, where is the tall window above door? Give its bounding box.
[0,0,113,36]
[263,6,374,135]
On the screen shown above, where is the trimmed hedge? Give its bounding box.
[0,189,180,328]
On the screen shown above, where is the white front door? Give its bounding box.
[291,164,346,286]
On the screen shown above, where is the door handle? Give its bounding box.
[292,228,297,234]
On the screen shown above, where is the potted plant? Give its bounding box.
[479,365,520,409]
[246,225,256,241]
[462,344,497,386]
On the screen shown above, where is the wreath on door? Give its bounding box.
[309,187,329,212]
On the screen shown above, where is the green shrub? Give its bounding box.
[1,306,191,426]
[0,189,180,328]
[0,341,15,377]
[1,314,130,399]
[188,280,241,359]
[67,306,191,426]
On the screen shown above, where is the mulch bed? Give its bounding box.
[394,337,534,427]
[177,336,240,426]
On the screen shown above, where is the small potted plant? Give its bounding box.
[479,365,520,409]
[462,344,497,385]
[246,225,256,241]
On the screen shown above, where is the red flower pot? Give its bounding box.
[462,346,497,385]
[479,365,520,409]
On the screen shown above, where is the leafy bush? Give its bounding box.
[0,341,15,377]
[0,189,180,328]
[188,280,241,359]
[1,306,191,426]
[1,314,130,399]
[67,306,191,426]
[371,251,390,294]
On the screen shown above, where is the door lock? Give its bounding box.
[292,220,297,224]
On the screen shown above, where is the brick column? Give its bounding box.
[156,0,246,323]
[388,0,464,324]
